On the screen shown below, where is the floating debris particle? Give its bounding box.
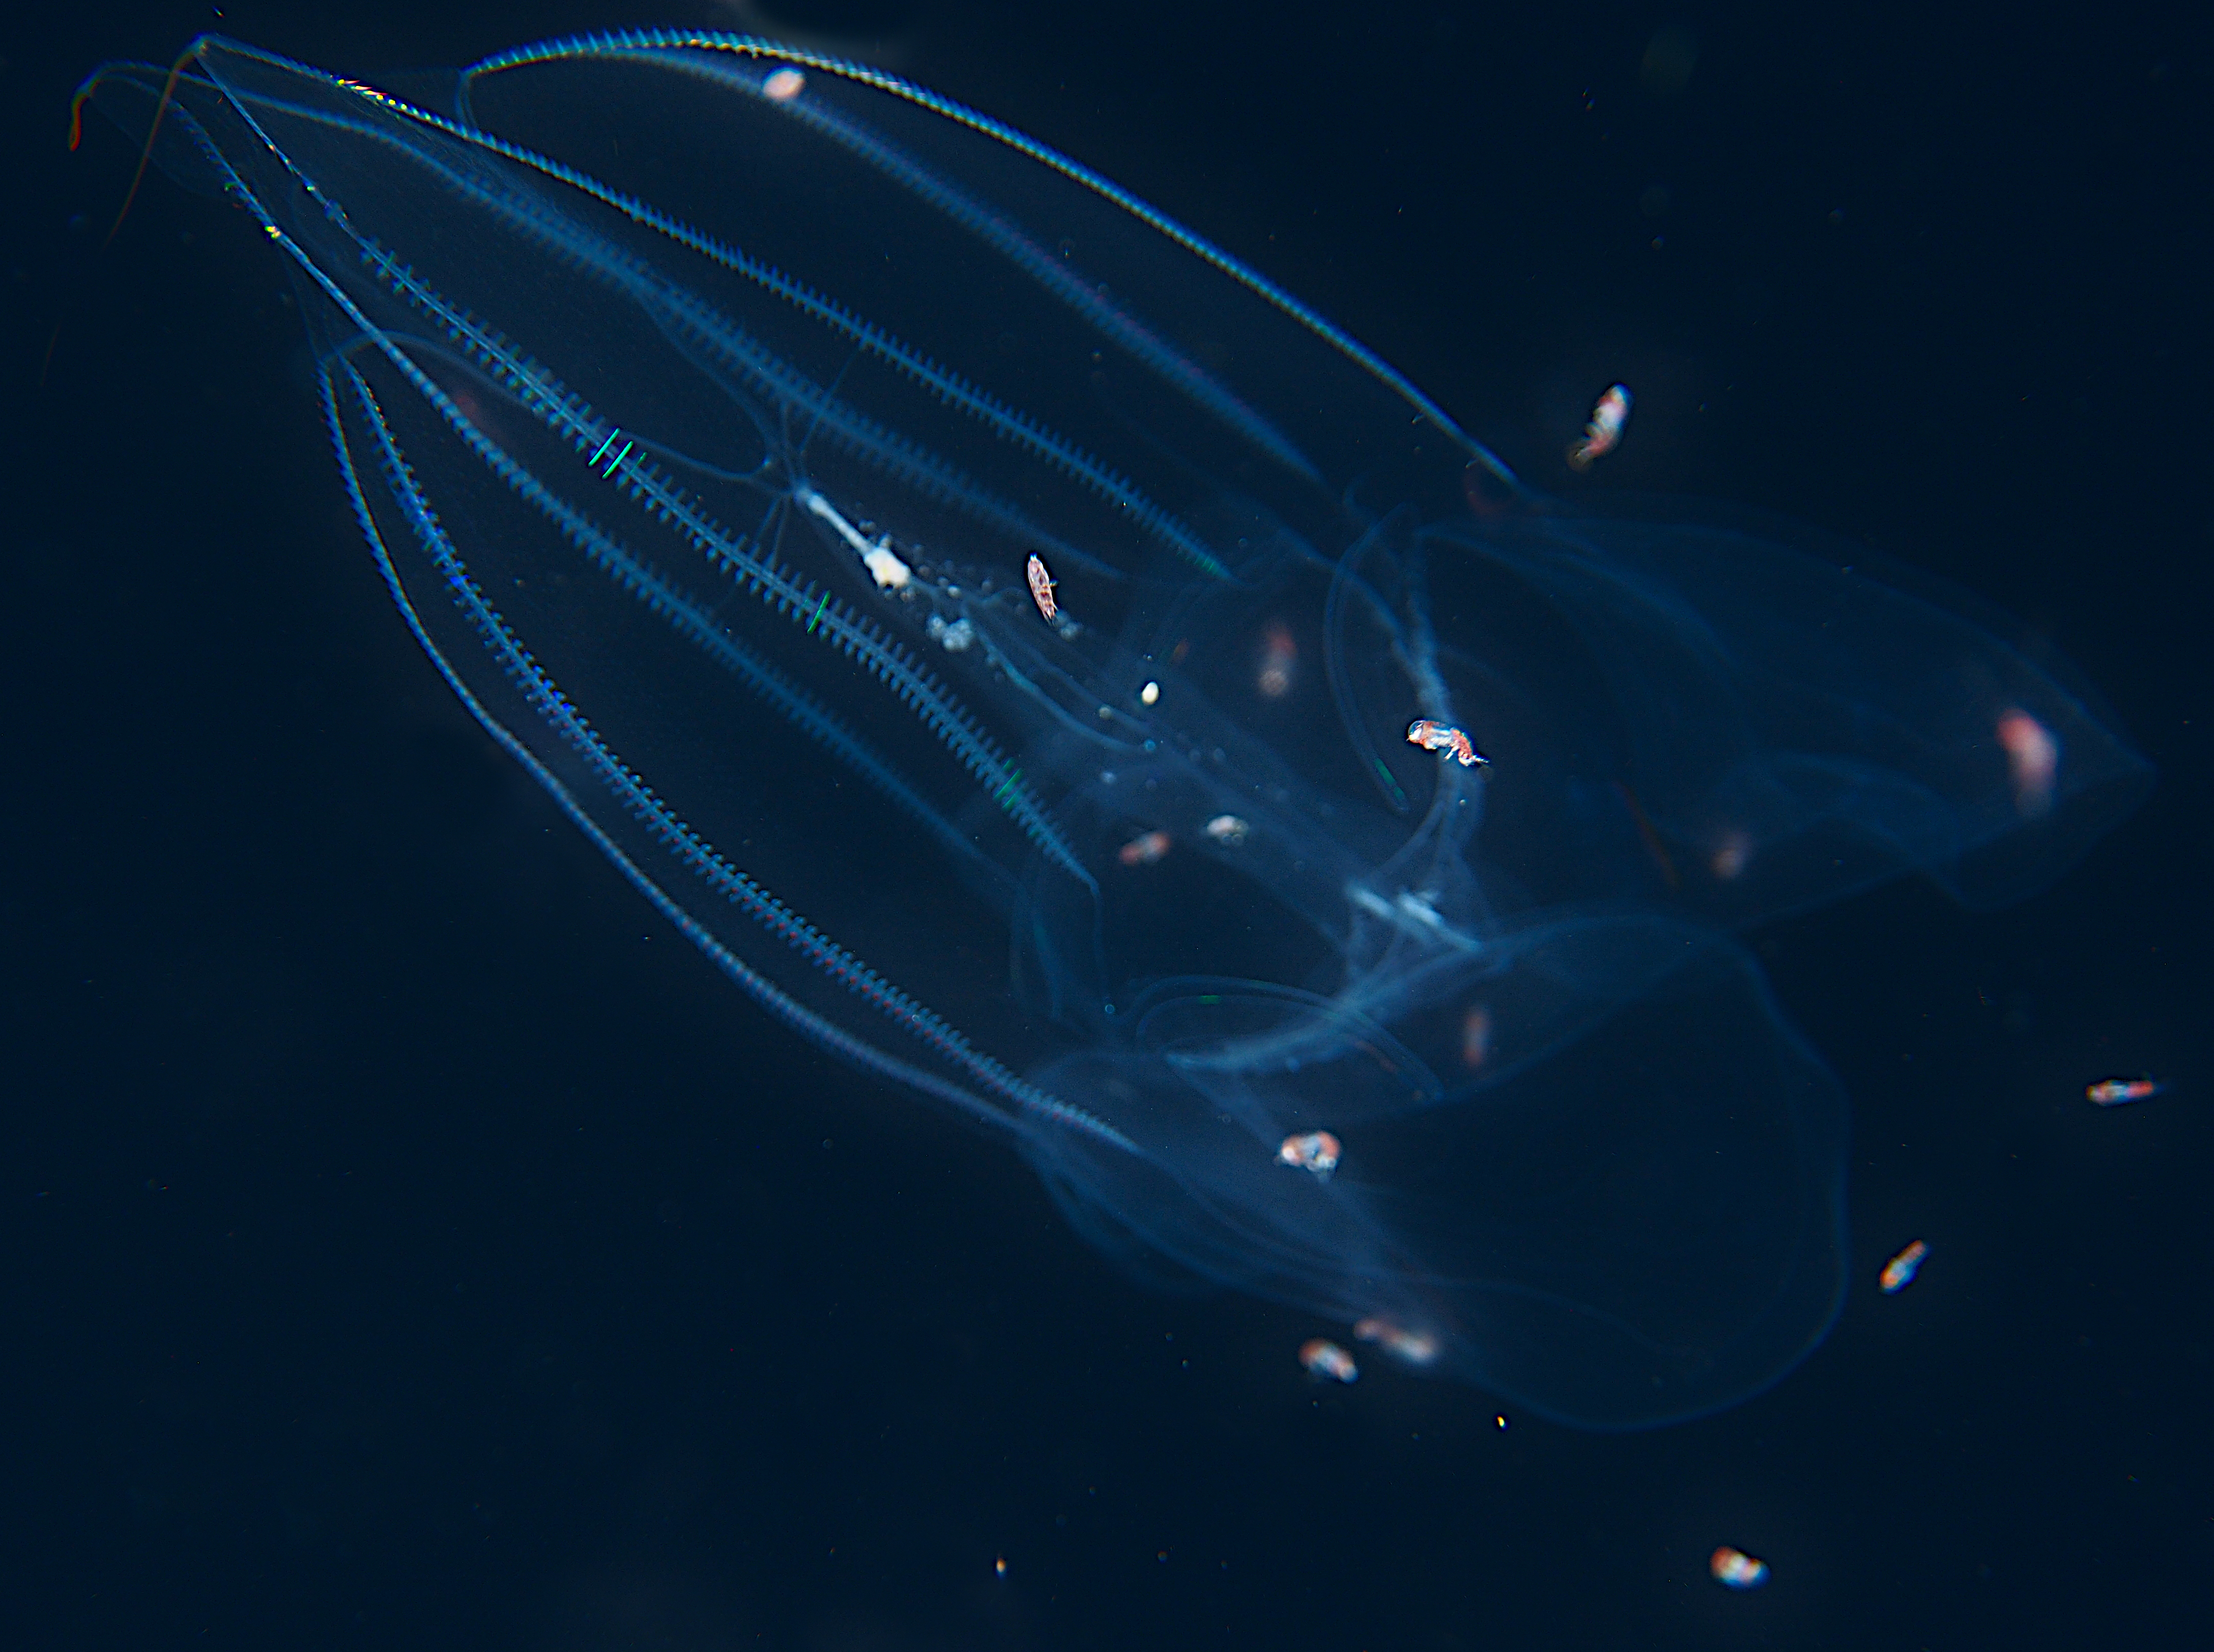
[1203,814,1250,846]
[926,614,975,652]
[1711,830,1752,881]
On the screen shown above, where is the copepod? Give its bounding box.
[1568,383,1633,470]
[1276,1131,1342,1178]
[1298,1339,1359,1383]
[1878,1239,1929,1294]
[2085,1076,2164,1107]
[1025,552,1057,621]
[1709,1547,1769,1589]
[1406,719,1487,768]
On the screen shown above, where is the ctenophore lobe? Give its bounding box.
[80,34,2148,1426]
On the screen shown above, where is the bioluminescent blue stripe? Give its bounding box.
[251,51,1233,580]
[330,350,1135,1150]
[347,234,1095,889]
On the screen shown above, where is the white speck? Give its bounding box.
[862,542,910,590]
[926,615,975,652]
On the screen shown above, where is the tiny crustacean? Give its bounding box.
[1567,383,1632,470]
[1276,1130,1342,1178]
[1405,718,1487,768]
[1025,551,1056,621]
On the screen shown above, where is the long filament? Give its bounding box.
[70,44,197,247]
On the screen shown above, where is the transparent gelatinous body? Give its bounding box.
[80,34,2149,1427]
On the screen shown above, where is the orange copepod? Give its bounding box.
[1025,552,1057,621]
[1298,1338,1359,1383]
[1276,1131,1342,1178]
[1256,620,1298,699]
[1879,1239,1929,1294]
[2086,1076,2164,1107]
[1116,829,1172,866]
[1406,719,1488,768]
[1995,707,2058,817]
[1354,1317,1440,1366]
[1568,384,1632,470]
[1709,1546,1769,1589]
[1460,1004,1493,1069]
